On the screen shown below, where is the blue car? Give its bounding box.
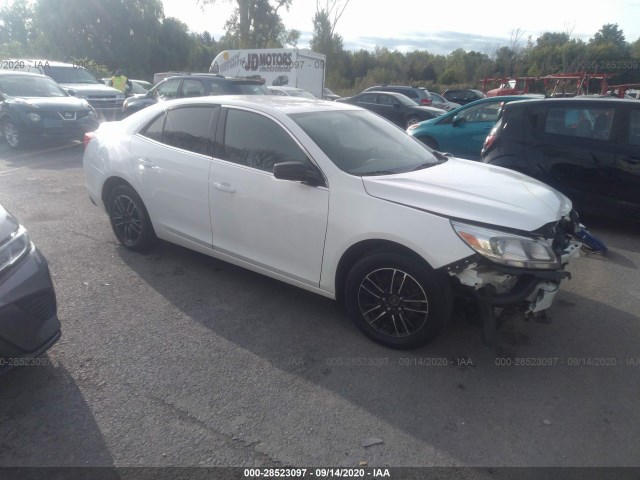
[407,95,542,160]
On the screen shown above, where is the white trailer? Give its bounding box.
[210,48,326,99]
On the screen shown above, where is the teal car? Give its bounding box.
[407,95,542,160]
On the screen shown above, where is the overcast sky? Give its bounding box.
[162,0,640,55]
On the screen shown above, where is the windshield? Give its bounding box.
[237,84,270,95]
[44,66,100,84]
[130,82,149,94]
[287,89,316,99]
[0,75,67,97]
[290,110,442,175]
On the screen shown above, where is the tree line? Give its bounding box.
[1,0,639,95]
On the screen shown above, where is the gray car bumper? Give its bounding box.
[0,246,61,373]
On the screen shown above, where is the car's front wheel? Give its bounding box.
[3,118,22,149]
[406,116,420,129]
[107,184,157,252]
[345,252,452,349]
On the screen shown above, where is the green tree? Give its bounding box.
[0,0,34,48]
[200,0,293,48]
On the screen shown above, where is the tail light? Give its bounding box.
[83,132,96,150]
[482,124,499,155]
[421,98,432,106]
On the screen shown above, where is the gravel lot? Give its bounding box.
[1,141,639,470]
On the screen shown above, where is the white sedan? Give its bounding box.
[83,96,582,349]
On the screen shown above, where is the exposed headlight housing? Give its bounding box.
[451,221,559,270]
[0,225,31,274]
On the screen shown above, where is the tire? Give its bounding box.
[419,136,438,150]
[3,118,22,149]
[406,116,420,129]
[106,184,157,252]
[344,252,452,349]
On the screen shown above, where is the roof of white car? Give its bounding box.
[160,95,360,115]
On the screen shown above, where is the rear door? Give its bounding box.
[130,105,218,247]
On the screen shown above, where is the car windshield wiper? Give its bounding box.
[359,169,400,176]
[411,162,439,171]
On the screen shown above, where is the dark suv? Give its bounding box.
[442,89,485,105]
[363,85,433,106]
[122,74,269,116]
[482,97,640,220]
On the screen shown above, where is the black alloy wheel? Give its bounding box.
[107,184,157,251]
[345,252,452,349]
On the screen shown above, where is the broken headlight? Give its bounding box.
[451,221,559,270]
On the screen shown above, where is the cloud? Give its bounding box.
[345,31,518,55]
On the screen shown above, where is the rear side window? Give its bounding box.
[162,106,216,155]
[140,113,165,142]
[544,107,614,140]
[629,110,640,146]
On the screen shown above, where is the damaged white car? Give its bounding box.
[83,96,582,349]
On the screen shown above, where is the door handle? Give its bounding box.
[138,158,158,169]
[213,182,236,193]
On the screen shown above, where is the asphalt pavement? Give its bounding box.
[0,140,639,470]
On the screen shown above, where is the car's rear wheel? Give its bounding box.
[418,136,438,150]
[3,119,22,149]
[345,252,452,349]
[107,184,157,252]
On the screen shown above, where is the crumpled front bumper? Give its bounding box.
[448,237,582,314]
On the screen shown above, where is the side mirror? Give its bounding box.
[452,115,465,127]
[66,88,77,96]
[273,161,324,186]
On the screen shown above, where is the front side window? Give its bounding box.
[162,106,216,155]
[152,79,180,100]
[378,94,399,106]
[457,101,503,123]
[221,109,311,173]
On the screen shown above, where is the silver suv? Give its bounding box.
[1,60,126,120]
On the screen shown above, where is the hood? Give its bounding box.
[61,83,124,96]
[362,158,571,232]
[0,205,20,244]
[9,96,91,111]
